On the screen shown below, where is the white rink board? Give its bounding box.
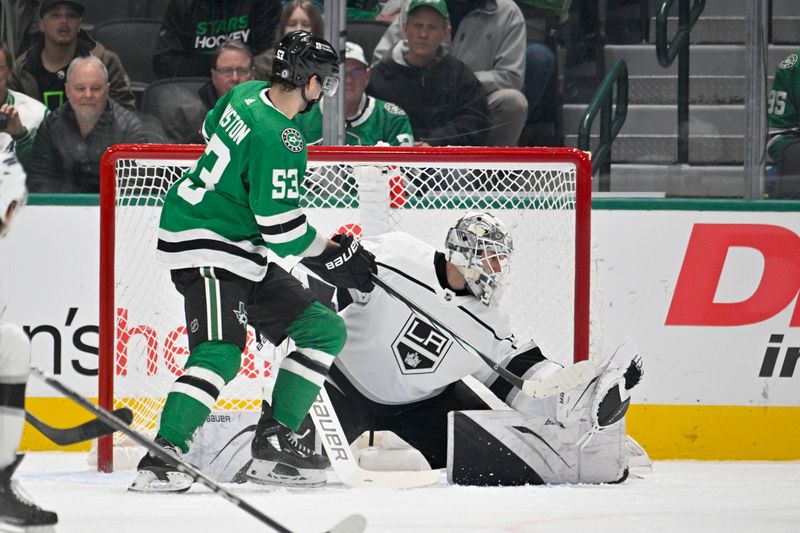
[1,205,799,407]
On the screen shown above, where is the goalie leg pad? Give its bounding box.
[447,409,627,486]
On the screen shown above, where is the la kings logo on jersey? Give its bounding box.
[282,128,304,152]
[391,315,452,374]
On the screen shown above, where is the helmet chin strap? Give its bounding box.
[299,86,320,114]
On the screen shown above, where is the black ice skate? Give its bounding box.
[247,409,329,488]
[128,435,194,493]
[0,455,58,532]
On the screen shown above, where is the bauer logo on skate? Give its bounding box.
[666,224,800,327]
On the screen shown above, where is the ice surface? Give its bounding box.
[12,453,800,533]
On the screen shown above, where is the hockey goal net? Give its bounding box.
[97,144,592,472]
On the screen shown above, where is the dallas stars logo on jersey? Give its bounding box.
[282,128,304,152]
[391,315,452,373]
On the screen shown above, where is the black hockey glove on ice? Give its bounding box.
[302,234,377,292]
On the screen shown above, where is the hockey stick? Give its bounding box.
[310,387,441,489]
[371,275,599,398]
[29,368,366,533]
[25,408,133,446]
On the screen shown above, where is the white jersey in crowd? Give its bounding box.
[333,231,519,405]
[0,89,47,153]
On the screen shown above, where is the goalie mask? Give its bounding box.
[0,154,27,238]
[273,31,340,113]
[445,212,513,306]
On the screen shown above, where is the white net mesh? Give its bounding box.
[101,146,591,470]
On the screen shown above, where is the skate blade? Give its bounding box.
[127,470,194,493]
[0,522,56,533]
[246,458,327,488]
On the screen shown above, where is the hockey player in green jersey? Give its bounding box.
[292,41,416,146]
[129,31,377,492]
[767,51,800,165]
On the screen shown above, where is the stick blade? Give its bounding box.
[339,468,441,489]
[327,514,367,533]
[114,407,134,425]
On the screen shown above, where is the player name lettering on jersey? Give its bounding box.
[219,104,251,145]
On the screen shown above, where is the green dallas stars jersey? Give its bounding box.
[156,80,328,281]
[292,95,414,146]
[767,51,800,163]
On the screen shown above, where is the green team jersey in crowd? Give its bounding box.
[156,80,328,281]
[292,95,414,146]
[767,51,800,163]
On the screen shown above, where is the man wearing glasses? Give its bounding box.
[159,39,255,144]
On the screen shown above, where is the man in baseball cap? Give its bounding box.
[406,0,449,20]
[39,0,85,17]
[10,0,135,111]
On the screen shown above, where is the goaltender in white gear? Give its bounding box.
[0,154,59,529]
[288,205,645,486]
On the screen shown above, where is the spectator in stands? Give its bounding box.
[373,0,528,146]
[766,50,800,199]
[515,0,570,144]
[257,0,324,79]
[0,40,48,170]
[156,39,255,144]
[152,0,282,81]
[347,0,382,20]
[27,55,146,193]
[9,0,136,111]
[368,0,489,146]
[293,41,414,146]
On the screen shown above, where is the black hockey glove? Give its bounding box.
[301,234,377,292]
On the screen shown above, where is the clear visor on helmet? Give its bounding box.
[320,75,339,97]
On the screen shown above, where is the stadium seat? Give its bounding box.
[146,0,172,20]
[140,77,210,143]
[90,18,162,104]
[79,0,147,28]
[346,20,389,64]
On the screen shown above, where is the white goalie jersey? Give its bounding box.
[331,231,518,405]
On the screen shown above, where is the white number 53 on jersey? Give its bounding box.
[272,169,299,199]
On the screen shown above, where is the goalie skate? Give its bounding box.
[128,436,193,493]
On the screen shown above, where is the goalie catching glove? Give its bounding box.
[302,234,377,292]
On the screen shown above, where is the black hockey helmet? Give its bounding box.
[273,30,340,97]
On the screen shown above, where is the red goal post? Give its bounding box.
[98,144,592,472]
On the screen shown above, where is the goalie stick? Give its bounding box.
[29,368,366,533]
[310,386,442,489]
[25,408,133,446]
[370,275,599,398]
